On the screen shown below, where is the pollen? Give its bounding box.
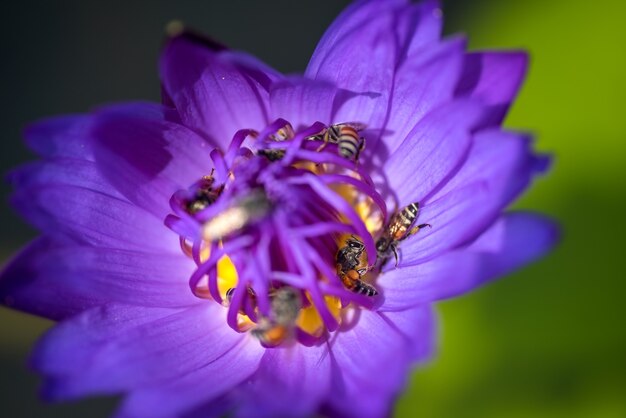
[297,294,342,337]
[216,255,238,300]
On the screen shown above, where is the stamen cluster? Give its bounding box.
[166,119,422,347]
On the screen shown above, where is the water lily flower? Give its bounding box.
[0,0,558,417]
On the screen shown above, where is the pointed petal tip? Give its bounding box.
[162,22,227,53]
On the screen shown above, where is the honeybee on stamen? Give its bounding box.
[224,286,257,312]
[251,287,301,347]
[202,189,271,241]
[257,121,294,161]
[307,122,366,162]
[336,236,367,274]
[184,170,224,214]
[375,202,431,267]
[336,236,378,297]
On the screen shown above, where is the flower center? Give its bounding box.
[166,119,428,347]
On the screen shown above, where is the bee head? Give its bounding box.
[346,237,364,250]
[375,237,388,252]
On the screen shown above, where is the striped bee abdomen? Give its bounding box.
[337,126,363,161]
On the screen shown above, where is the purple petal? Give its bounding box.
[326,306,435,417]
[378,304,437,361]
[160,33,274,147]
[455,51,528,127]
[8,243,197,310]
[7,158,125,200]
[306,1,402,128]
[382,37,466,155]
[269,78,348,129]
[222,50,283,91]
[430,129,550,207]
[307,0,442,128]
[238,344,332,417]
[307,0,442,78]
[94,100,183,122]
[398,129,550,266]
[403,0,444,57]
[0,239,102,319]
[396,182,492,266]
[115,336,263,418]
[378,252,480,311]
[180,396,233,418]
[91,103,214,219]
[467,211,561,285]
[10,183,179,253]
[23,114,94,160]
[306,0,406,78]
[379,212,559,311]
[33,304,251,402]
[32,304,179,382]
[384,100,485,208]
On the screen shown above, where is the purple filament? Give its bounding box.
[169,119,386,343]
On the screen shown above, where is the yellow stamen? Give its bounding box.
[217,255,238,300]
[194,246,238,301]
[296,294,342,337]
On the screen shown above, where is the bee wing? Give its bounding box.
[336,122,367,132]
[387,220,401,238]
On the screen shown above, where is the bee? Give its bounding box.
[184,171,224,214]
[251,287,301,347]
[270,122,295,142]
[308,122,366,161]
[336,236,367,273]
[336,236,378,297]
[202,189,271,241]
[224,286,257,311]
[257,149,286,162]
[340,269,378,297]
[375,202,431,267]
[257,122,294,161]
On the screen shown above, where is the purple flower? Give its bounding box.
[1,1,558,417]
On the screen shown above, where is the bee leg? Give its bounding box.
[406,223,432,239]
[316,138,329,152]
[353,147,362,164]
[340,270,364,291]
[391,245,399,268]
[336,264,343,276]
[340,272,355,289]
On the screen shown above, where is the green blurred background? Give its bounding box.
[1,0,624,417]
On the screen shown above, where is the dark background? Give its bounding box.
[1,0,625,417]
